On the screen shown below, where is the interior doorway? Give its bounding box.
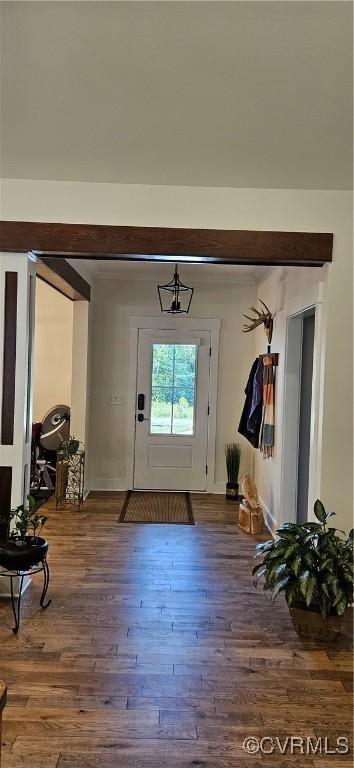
[281,306,318,525]
[31,279,73,504]
[296,310,315,524]
[30,276,90,505]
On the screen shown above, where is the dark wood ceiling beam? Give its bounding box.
[0,220,333,266]
[36,258,90,301]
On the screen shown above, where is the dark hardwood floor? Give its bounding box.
[0,493,352,768]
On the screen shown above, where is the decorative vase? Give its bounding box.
[226,482,239,500]
[289,605,344,643]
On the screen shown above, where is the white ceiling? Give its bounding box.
[69,258,273,285]
[1,1,352,190]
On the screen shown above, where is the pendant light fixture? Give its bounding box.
[158,264,194,314]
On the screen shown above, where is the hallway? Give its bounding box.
[0,494,352,767]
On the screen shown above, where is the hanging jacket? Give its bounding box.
[238,357,263,447]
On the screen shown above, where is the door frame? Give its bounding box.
[127,316,221,493]
[279,275,327,526]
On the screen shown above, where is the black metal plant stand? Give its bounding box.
[0,557,51,633]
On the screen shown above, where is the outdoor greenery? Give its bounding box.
[152,395,193,419]
[225,443,241,484]
[151,344,196,433]
[252,500,354,618]
[152,344,196,406]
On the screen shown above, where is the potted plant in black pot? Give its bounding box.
[252,500,353,641]
[0,495,48,571]
[225,443,241,500]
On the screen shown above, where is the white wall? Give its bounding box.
[70,300,89,445]
[253,266,328,531]
[33,279,73,422]
[87,277,256,491]
[250,197,353,535]
[1,179,352,531]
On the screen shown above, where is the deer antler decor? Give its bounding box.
[242,299,273,346]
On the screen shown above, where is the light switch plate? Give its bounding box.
[106,395,126,405]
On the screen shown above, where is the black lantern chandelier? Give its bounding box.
[158,265,194,314]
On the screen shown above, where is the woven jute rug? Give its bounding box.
[118,491,194,524]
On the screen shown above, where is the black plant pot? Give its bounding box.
[0,536,48,571]
[226,482,239,500]
[0,515,10,546]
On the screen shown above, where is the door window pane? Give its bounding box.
[151,387,173,434]
[174,344,197,387]
[152,344,174,387]
[172,387,195,435]
[150,344,197,434]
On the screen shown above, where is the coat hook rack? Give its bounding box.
[242,300,278,365]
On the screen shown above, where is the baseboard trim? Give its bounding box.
[210,481,226,495]
[0,573,31,598]
[89,479,128,492]
[259,496,278,537]
[89,480,233,496]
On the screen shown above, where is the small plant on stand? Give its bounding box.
[57,435,80,457]
[10,495,48,546]
[0,495,51,633]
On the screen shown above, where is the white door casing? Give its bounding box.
[279,269,327,526]
[128,317,220,493]
[134,329,210,491]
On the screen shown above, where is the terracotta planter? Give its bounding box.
[226,482,239,500]
[289,605,344,643]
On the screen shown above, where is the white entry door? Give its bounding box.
[133,329,211,491]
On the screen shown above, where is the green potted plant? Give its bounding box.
[0,495,48,571]
[58,435,80,456]
[252,500,353,641]
[225,443,241,500]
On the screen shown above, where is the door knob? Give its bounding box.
[137,413,149,422]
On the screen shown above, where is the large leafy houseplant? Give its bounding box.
[253,500,353,623]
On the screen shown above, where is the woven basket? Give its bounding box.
[289,606,343,643]
[239,502,264,535]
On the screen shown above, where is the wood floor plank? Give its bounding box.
[0,493,351,768]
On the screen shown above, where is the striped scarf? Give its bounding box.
[260,355,275,459]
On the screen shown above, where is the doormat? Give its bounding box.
[118,491,194,524]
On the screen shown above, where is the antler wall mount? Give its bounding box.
[242,300,273,347]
